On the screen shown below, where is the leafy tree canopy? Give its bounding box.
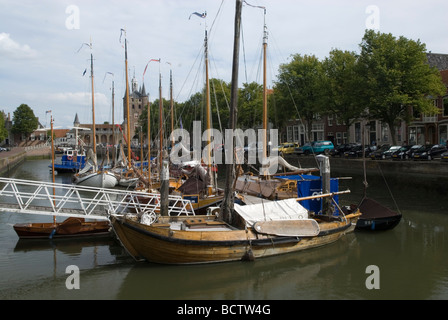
[12,104,39,136]
[358,30,446,144]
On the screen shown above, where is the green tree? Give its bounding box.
[0,112,8,142]
[238,82,263,129]
[12,104,38,145]
[323,49,365,142]
[358,30,446,144]
[274,54,327,142]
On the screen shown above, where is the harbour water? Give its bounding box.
[0,158,447,300]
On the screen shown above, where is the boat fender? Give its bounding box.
[242,248,255,262]
[49,228,57,239]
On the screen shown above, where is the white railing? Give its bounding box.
[0,177,194,220]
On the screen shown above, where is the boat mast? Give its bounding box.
[170,67,174,150]
[90,49,96,156]
[222,0,242,223]
[111,79,115,165]
[50,114,56,225]
[123,29,132,168]
[158,69,163,173]
[204,27,215,195]
[262,9,268,162]
[147,101,151,187]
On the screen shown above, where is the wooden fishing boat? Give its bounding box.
[13,217,111,240]
[111,198,361,265]
[354,197,402,231]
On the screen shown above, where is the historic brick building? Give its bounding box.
[122,75,149,144]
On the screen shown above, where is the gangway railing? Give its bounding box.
[0,177,195,221]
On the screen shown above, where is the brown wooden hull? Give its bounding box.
[13,218,111,239]
[111,212,360,265]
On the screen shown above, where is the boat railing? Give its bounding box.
[0,177,195,220]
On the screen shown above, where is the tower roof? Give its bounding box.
[73,113,80,126]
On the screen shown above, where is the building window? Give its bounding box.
[355,122,361,143]
[336,132,342,145]
[287,126,293,142]
[440,125,447,145]
[381,123,389,142]
[409,126,425,145]
[443,97,448,117]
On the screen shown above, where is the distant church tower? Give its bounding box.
[73,113,80,127]
[123,73,148,144]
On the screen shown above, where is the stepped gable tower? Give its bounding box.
[123,73,149,143]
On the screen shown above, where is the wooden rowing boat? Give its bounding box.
[13,217,111,240]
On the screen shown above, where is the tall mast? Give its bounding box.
[262,10,268,161]
[123,30,131,167]
[222,0,242,223]
[147,101,151,187]
[204,28,214,195]
[170,67,174,150]
[90,51,96,155]
[159,70,163,173]
[142,58,160,187]
[112,79,116,165]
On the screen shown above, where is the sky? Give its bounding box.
[1,0,448,129]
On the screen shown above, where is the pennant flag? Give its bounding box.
[82,68,87,76]
[46,110,51,114]
[243,1,266,13]
[119,28,126,43]
[189,11,206,20]
[143,59,161,79]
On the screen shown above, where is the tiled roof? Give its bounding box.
[426,53,448,71]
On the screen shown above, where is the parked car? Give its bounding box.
[0,147,6,152]
[295,140,334,156]
[330,143,356,157]
[382,145,401,159]
[413,144,447,160]
[441,150,448,162]
[344,144,375,158]
[392,144,421,160]
[369,144,391,160]
[273,142,299,155]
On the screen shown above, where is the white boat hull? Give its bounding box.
[118,177,139,187]
[74,171,118,188]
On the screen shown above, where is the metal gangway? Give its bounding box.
[0,177,195,222]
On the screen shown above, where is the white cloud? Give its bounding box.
[0,32,37,59]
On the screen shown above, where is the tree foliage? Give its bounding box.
[323,49,365,141]
[274,54,327,142]
[12,104,39,141]
[358,30,446,144]
[0,112,8,142]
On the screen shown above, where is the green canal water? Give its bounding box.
[0,158,447,300]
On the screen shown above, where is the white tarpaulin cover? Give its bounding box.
[234,198,309,227]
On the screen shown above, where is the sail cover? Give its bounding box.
[234,198,309,227]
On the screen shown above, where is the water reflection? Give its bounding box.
[116,234,357,300]
[1,159,447,299]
